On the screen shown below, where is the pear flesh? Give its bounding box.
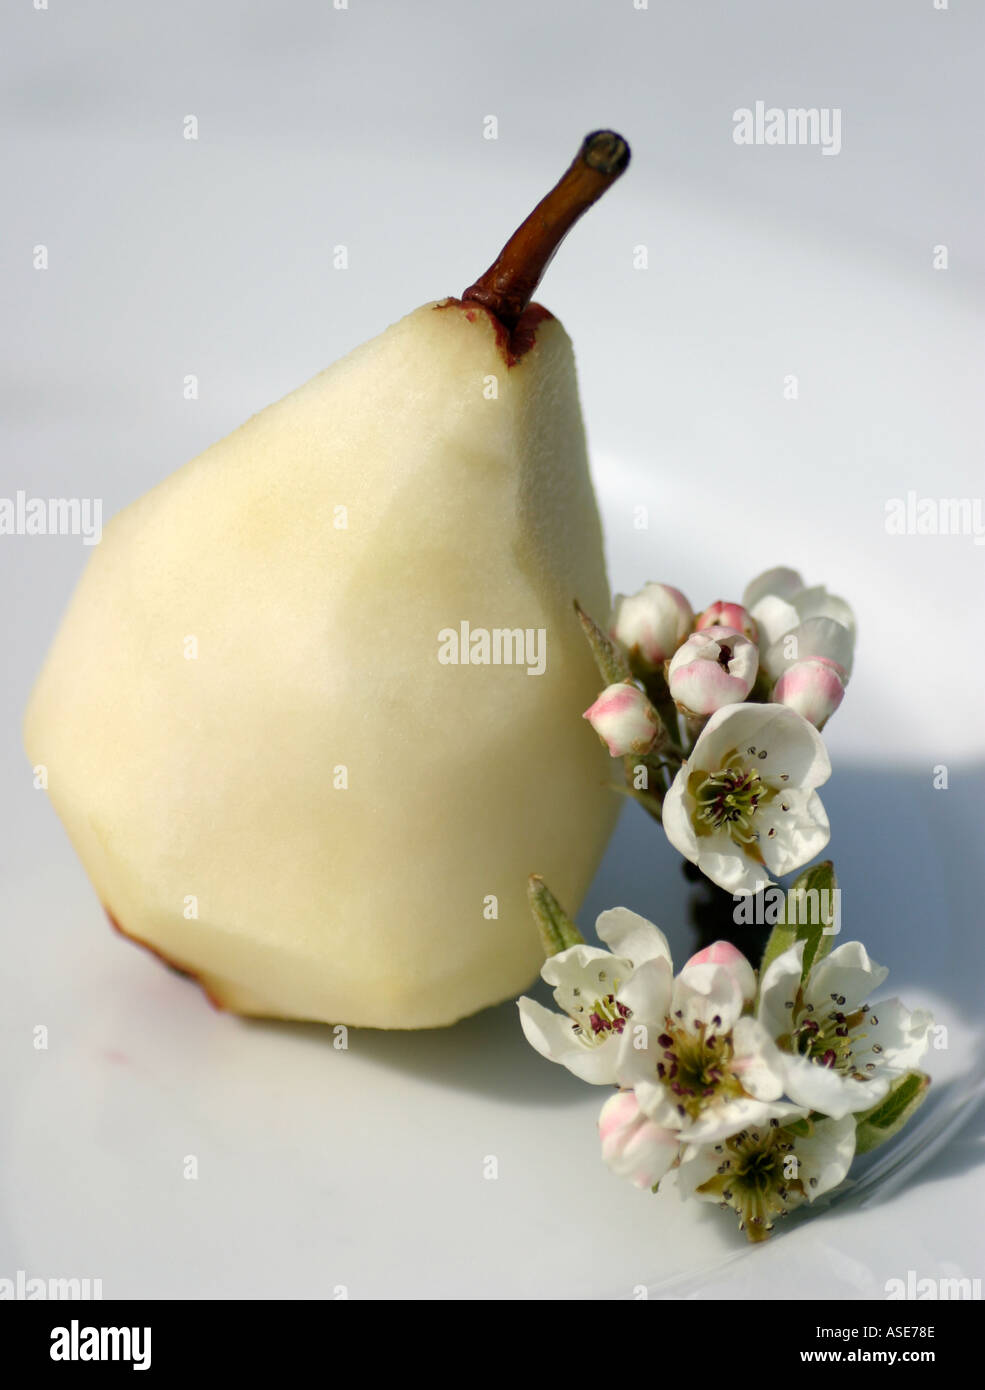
[24,300,619,1027]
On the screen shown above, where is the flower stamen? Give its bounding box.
[689,750,778,853]
[652,1018,745,1120]
[572,992,631,1047]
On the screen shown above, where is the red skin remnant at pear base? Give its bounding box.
[104,907,227,1012]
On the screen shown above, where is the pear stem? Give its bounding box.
[462,130,631,333]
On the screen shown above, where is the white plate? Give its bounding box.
[2,0,983,1299]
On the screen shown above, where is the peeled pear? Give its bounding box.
[24,133,630,1028]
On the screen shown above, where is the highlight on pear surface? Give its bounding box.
[24,132,633,1029]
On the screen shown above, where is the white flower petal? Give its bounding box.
[516,997,620,1084]
[757,788,831,877]
[796,1114,857,1200]
[542,944,633,1016]
[540,943,613,986]
[661,770,698,861]
[584,682,661,757]
[665,705,830,896]
[674,1143,723,1203]
[598,1088,639,1141]
[730,1016,787,1101]
[793,586,857,636]
[668,627,758,714]
[743,566,805,611]
[682,941,757,1002]
[613,999,665,1090]
[757,942,806,1040]
[852,998,933,1074]
[596,907,673,969]
[671,961,744,1032]
[633,1077,685,1130]
[610,583,694,668]
[695,704,831,790]
[764,616,855,681]
[683,701,761,772]
[805,940,888,1015]
[780,1050,889,1119]
[750,593,801,648]
[616,956,673,1025]
[599,1091,680,1189]
[751,707,832,790]
[773,659,846,729]
[695,839,773,896]
[683,1096,803,1145]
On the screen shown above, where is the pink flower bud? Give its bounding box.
[696,601,758,644]
[609,583,693,668]
[682,940,757,1002]
[666,626,758,716]
[583,682,661,757]
[599,1090,679,1190]
[772,657,846,729]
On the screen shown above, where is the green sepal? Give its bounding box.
[573,599,632,684]
[854,1071,931,1155]
[783,1115,814,1139]
[747,666,774,704]
[527,874,584,958]
[759,860,838,981]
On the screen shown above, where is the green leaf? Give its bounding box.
[527,875,584,958]
[759,860,838,980]
[854,1071,930,1155]
[573,599,632,684]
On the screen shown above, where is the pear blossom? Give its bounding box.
[686,939,758,998]
[743,567,856,683]
[743,566,810,610]
[614,928,798,1143]
[758,939,933,1119]
[598,1090,680,1190]
[609,582,693,669]
[517,908,673,1084]
[662,702,831,895]
[583,681,661,756]
[676,1113,857,1242]
[773,657,846,729]
[696,601,758,644]
[666,626,758,716]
